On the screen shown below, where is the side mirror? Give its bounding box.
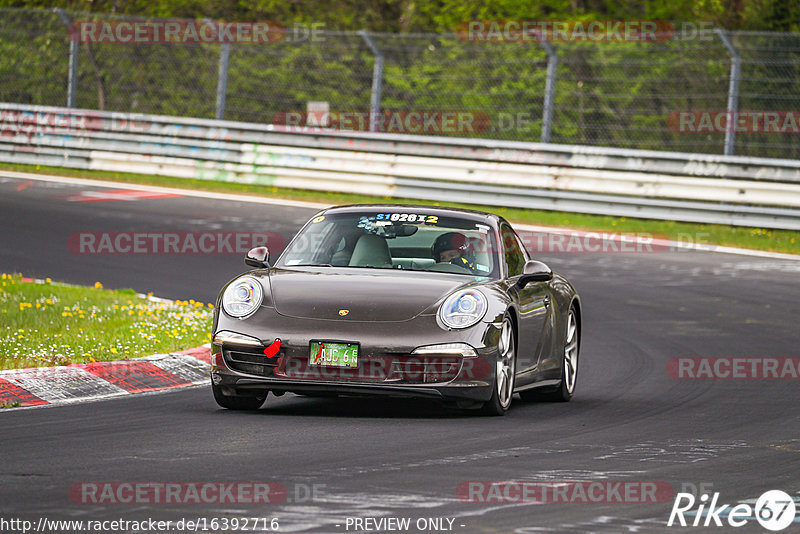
[245,246,270,269]
[516,260,552,288]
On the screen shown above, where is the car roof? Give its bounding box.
[320,204,504,226]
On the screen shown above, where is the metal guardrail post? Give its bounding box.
[359,30,384,133]
[54,8,78,109]
[715,29,741,156]
[216,42,231,120]
[540,39,558,144]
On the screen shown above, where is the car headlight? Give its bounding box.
[439,289,487,329]
[222,276,263,319]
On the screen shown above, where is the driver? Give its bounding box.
[432,232,477,272]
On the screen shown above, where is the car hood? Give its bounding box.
[267,267,472,322]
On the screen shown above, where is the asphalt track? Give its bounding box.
[1,174,799,533]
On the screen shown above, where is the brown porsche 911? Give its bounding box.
[211,205,581,415]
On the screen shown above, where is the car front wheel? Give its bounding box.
[481,316,516,416]
[212,383,267,410]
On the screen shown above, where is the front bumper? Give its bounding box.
[211,306,501,403]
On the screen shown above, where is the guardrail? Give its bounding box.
[2,102,800,230]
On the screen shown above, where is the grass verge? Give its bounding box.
[0,273,213,370]
[1,162,798,254]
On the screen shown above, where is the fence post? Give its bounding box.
[359,30,384,133]
[54,8,78,108]
[540,39,558,143]
[216,42,231,120]
[715,29,741,156]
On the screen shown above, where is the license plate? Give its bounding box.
[309,341,359,368]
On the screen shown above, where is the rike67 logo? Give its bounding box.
[668,490,796,531]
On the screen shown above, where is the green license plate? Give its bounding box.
[309,341,359,368]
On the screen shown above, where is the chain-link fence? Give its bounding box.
[2,8,800,158]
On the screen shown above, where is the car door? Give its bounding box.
[501,224,551,385]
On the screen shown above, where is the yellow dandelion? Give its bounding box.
[94,281,103,289]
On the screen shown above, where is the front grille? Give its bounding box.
[388,356,461,384]
[224,347,278,377]
[228,350,271,365]
[227,361,274,377]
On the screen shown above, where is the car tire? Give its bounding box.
[212,383,267,410]
[481,315,516,416]
[521,305,579,403]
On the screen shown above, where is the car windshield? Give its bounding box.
[278,210,499,277]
